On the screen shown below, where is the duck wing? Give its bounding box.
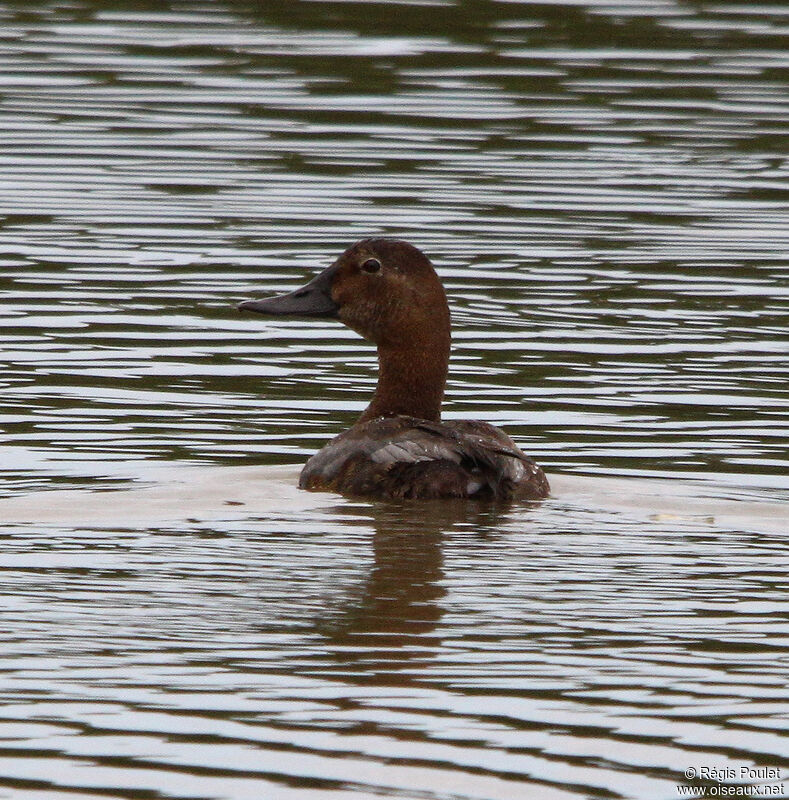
[416,418,547,498]
[299,415,548,500]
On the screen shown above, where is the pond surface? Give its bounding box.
[0,0,787,798]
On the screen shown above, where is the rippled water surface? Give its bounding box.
[0,0,788,797]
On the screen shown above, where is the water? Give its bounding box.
[0,1,788,797]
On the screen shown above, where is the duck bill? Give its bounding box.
[238,262,340,318]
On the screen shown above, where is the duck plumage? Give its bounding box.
[300,415,548,500]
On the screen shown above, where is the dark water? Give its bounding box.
[0,1,788,798]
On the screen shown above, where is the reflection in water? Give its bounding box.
[322,509,447,651]
[4,500,786,799]
[316,503,511,684]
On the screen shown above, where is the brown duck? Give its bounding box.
[239,238,549,501]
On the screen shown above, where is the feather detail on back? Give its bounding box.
[299,415,549,501]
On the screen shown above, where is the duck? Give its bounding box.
[238,238,549,501]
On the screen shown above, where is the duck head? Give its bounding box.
[239,238,448,343]
[239,238,451,422]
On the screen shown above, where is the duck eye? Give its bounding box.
[361,258,381,274]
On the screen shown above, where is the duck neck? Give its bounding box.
[359,333,450,424]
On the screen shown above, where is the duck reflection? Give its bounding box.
[313,500,512,684]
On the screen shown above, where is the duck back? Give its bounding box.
[299,415,549,501]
